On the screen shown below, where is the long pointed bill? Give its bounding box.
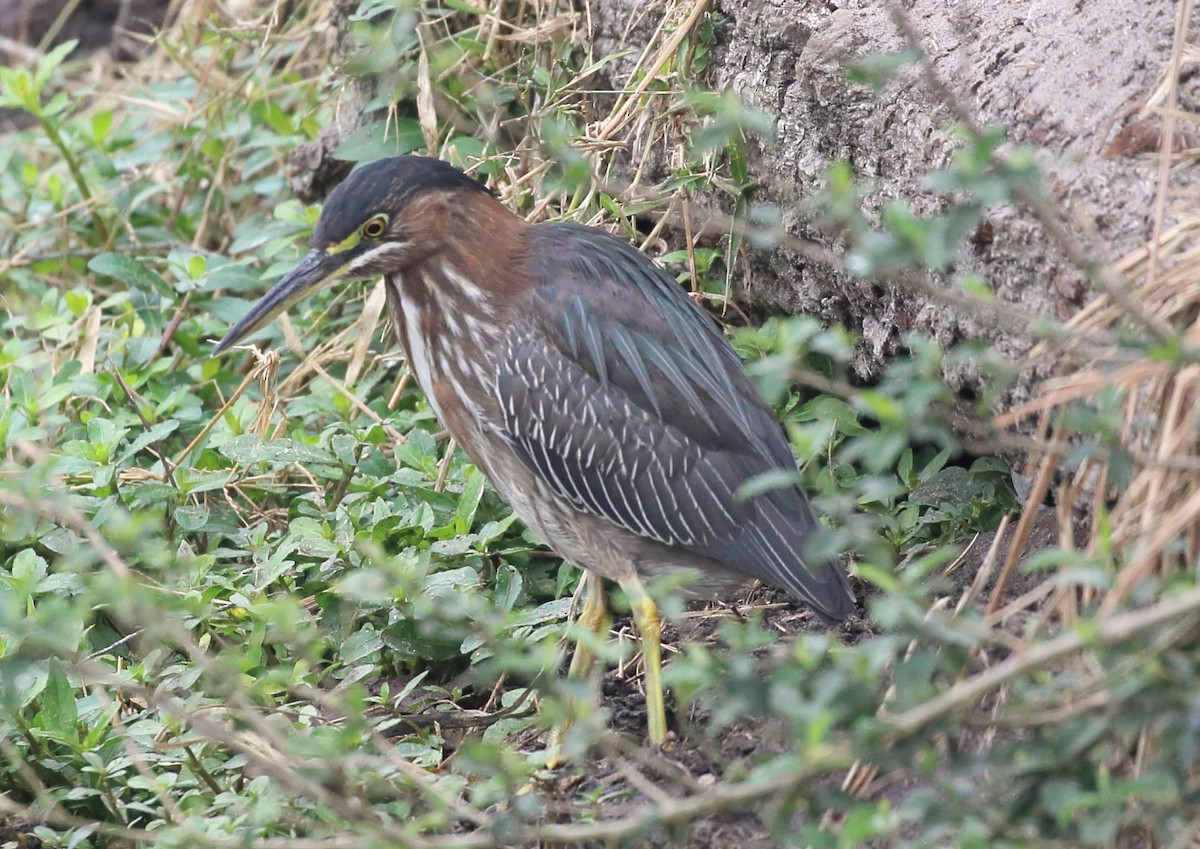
[213,249,349,354]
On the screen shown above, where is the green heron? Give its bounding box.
[215,155,854,745]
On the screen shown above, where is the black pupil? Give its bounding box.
[366,219,382,235]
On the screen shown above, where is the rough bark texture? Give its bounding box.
[284,0,364,203]
[590,0,1177,386]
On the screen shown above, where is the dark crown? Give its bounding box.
[311,156,491,248]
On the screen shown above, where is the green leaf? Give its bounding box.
[333,119,424,163]
[118,420,180,465]
[91,110,113,144]
[32,40,78,94]
[88,253,168,292]
[382,618,464,662]
[255,99,296,136]
[287,517,339,557]
[187,254,207,280]
[494,563,522,613]
[421,565,481,597]
[10,548,49,584]
[40,665,80,744]
[845,48,922,90]
[174,505,210,532]
[331,433,359,466]
[219,435,334,466]
[443,0,488,13]
[736,468,802,500]
[0,67,33,109]
[454,466,486,534]
[66,823,100,849]
[64,288,91,317]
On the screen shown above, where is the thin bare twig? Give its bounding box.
[887,585,1200,734]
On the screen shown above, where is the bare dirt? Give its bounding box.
[530,591,861,849]
[519,532,1047,849]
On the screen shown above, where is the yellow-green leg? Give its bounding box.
[549,572,667,760]
[619,574,667,745]
[548,572,609,764]
[568,571,609,679]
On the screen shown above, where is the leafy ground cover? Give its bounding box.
[1,2,1198,848]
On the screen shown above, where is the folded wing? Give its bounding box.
[493,223,854,622]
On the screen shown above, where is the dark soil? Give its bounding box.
[0,819,44,848]
[513,509,1061,849]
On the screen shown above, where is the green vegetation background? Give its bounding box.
[0,3,1196,848]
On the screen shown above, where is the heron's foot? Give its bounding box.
[546,572,610,765]
[620,574,667,745]
[546,572,670,761]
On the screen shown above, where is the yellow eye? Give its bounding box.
[361,215,388,239]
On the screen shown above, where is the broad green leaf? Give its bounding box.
[88,253,167,293]
[40,665,79,745]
